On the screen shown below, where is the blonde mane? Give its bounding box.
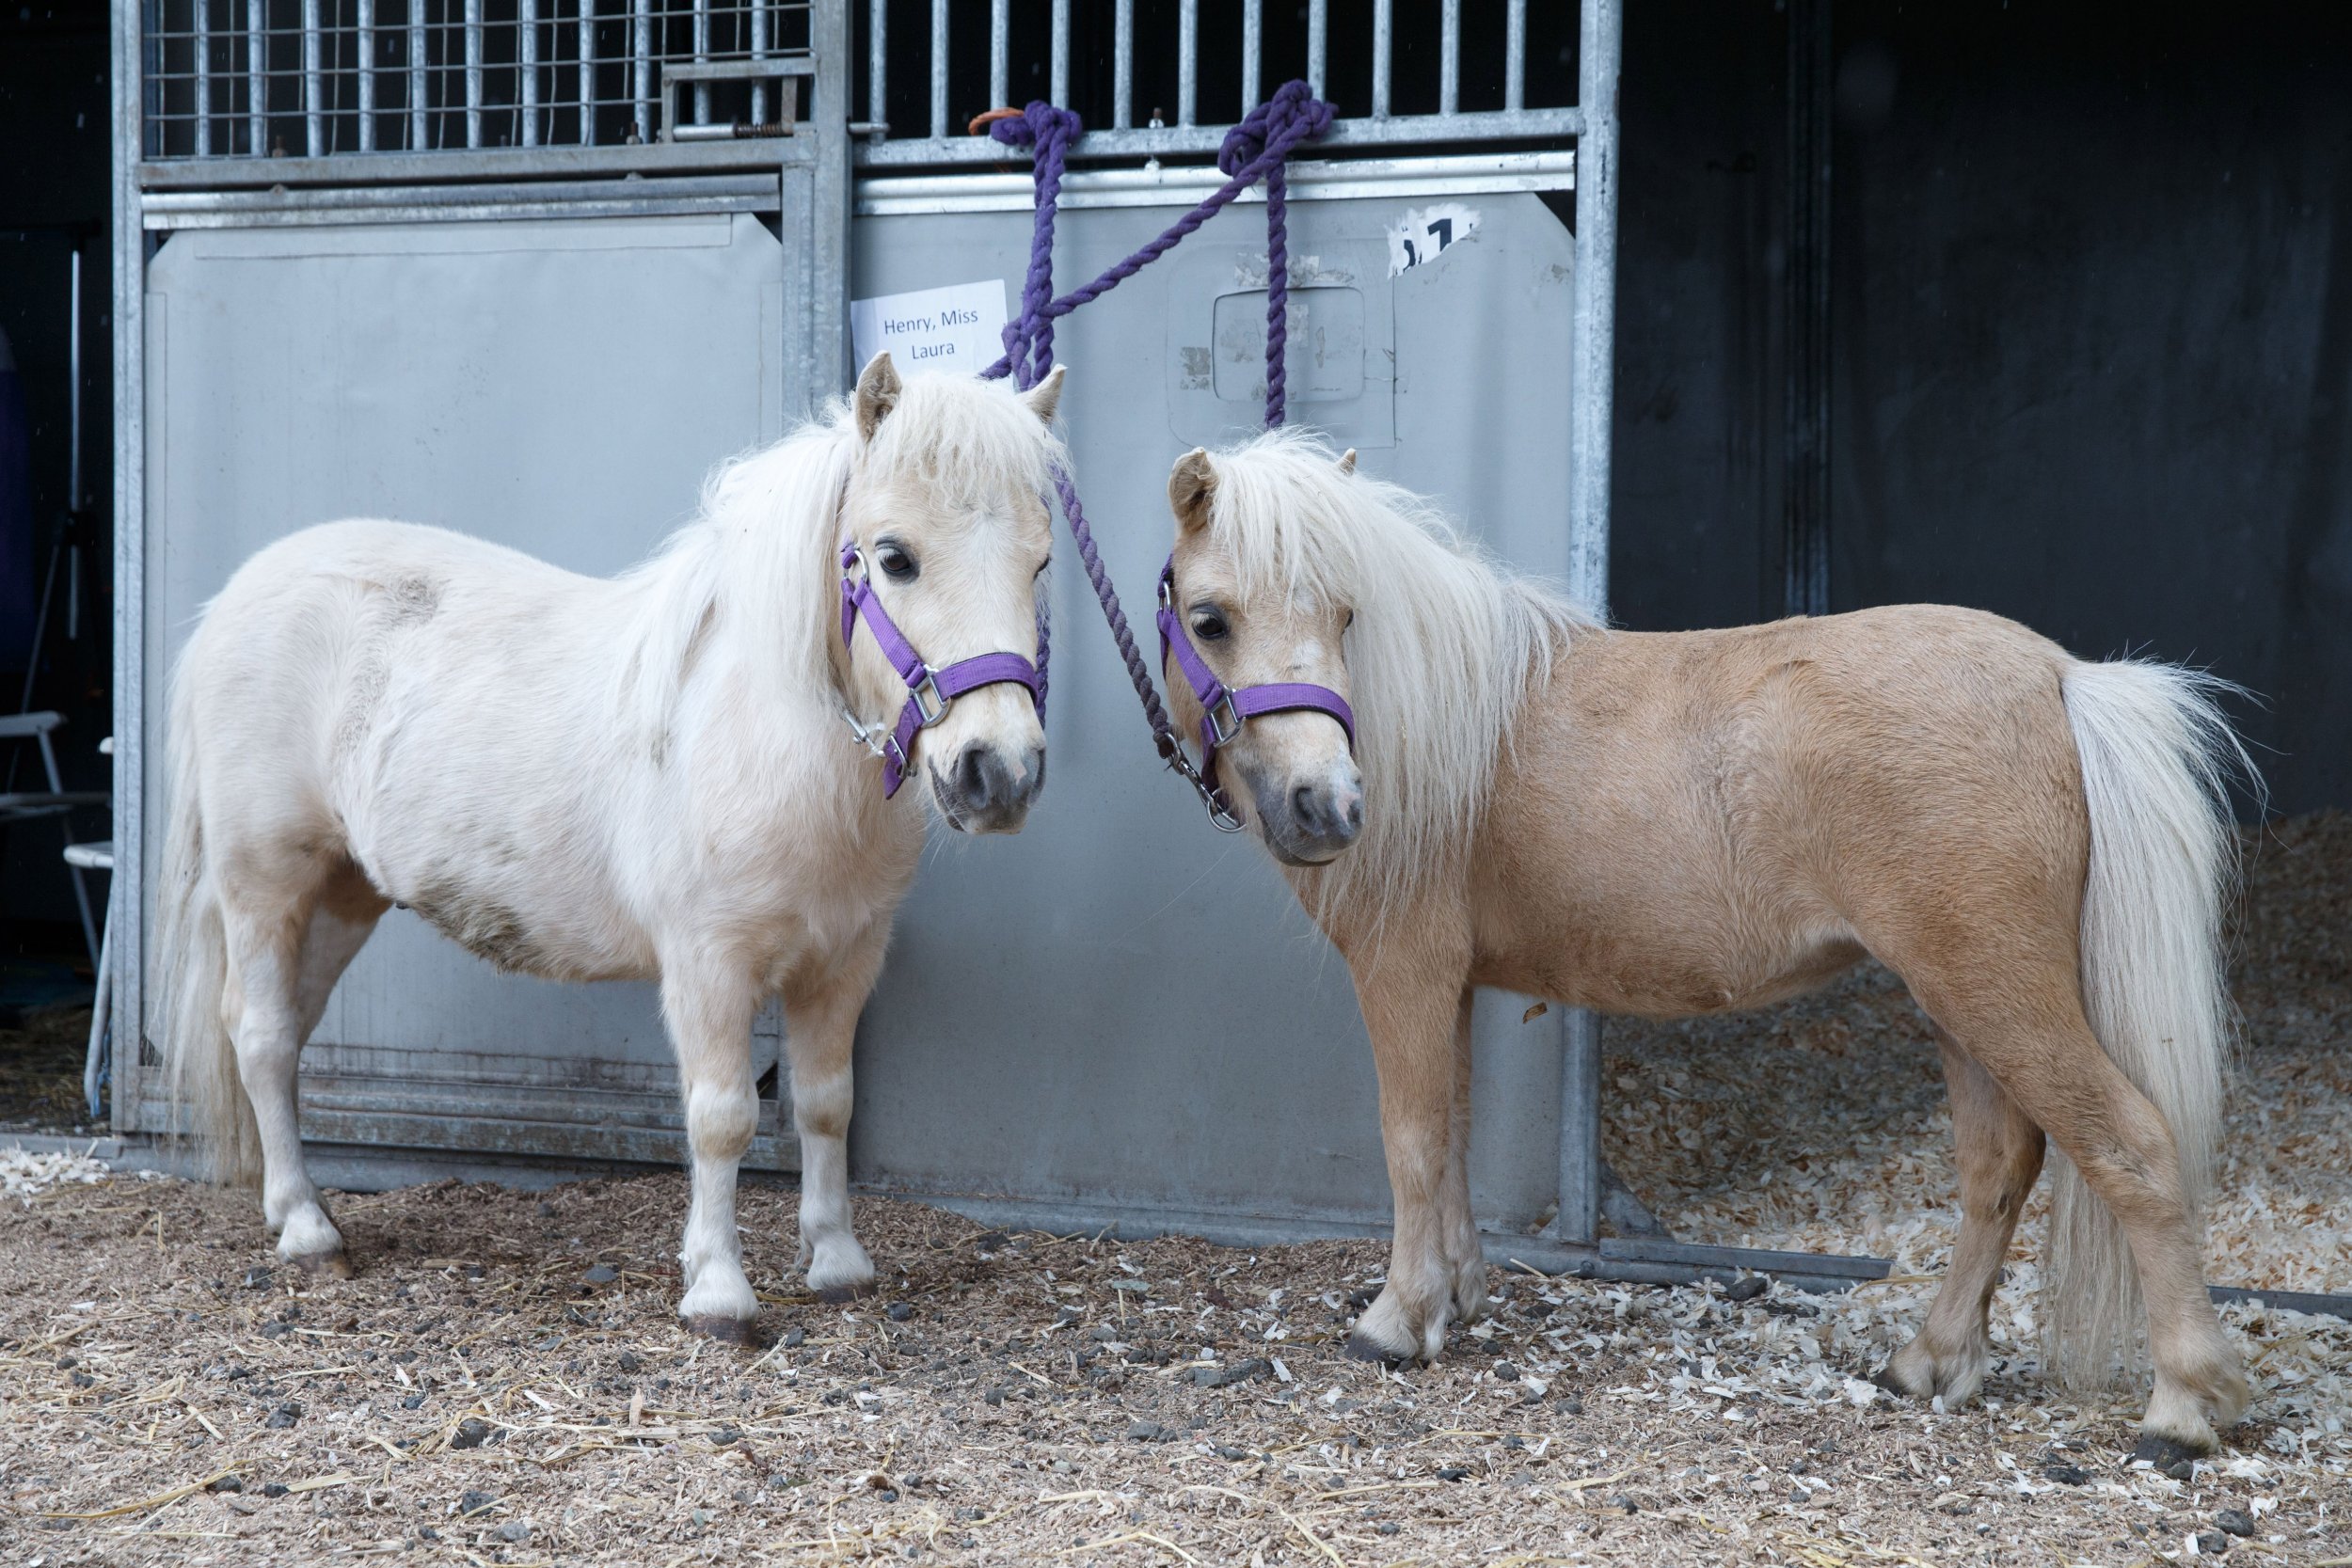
[1203,428,1597,915]
[616,375,1068,742]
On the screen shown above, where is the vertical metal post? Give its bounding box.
[1439,0,1458,116]
[692,0,711,124]
[1177,0,1195,126]
[1306,0,1325,101]
[631,0,651,142]
[108,0,148,1131]
[1784,0,1834,618]
[410,0,429,150]
[579,0,596,144]
[520,0,540,144]
[988,0,1005,110]
[751,0,769,129]
[358,0,376,150]
[1240,0,1259,119]
[303,0,325,155]
[1051,0,1067,110]
[1557,0,1620,1249]
[246,0,266,153]
[1505,0,1526,111]
[1113,0,1131,128]
[928,0,946,138]
[865,0,882,130]
[811,0,853,396]
[463,0,490,148]
[195,0,213,155]
[1370,0,1391,117]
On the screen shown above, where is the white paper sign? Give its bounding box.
[850,279,1009,378]
[1387,202,1482,277]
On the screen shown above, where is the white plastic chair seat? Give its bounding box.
[63,840,113,872]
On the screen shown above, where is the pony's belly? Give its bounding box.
[1480,918,1866,1021]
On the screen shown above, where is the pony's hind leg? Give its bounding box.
[780,922,889,1301]
[1438,990,1487,1324]
[660,947,762,1336]
[1885,1029,2045,1406]
[220,868,378,1274]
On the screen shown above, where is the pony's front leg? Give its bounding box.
[660,950,762,1337]
[780,921,890,1300]
[1345,932,1476,1364]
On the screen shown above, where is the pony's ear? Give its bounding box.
[1336,448,1358,475]
[1024,365,1067,425]
[1168,448,1217,534]
[854,352,902,442]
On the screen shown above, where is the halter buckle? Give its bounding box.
[910,668,948,727]
[1205,691,1244,747]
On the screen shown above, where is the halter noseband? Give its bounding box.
[1155,556,1356,831]
[839,540,1043,798]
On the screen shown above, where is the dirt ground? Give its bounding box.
[2,818,2349,1567]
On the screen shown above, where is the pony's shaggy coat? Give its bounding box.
[158,358,1066,1325]
[1165,431,2254,1455]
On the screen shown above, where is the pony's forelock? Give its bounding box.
[1202,428,1596,917]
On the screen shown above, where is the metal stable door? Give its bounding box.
[111,1,854,1173]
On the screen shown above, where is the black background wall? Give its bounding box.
[1612,0,2352,816]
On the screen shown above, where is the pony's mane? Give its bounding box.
[616,374,1066,747]
[1203,427,1597,915]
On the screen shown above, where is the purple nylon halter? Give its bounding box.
[977,83,1350,831]
[838,540,1042,798]
[1155,560,1356,809]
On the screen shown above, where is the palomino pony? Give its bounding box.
[158,355,1066,1334]
[1158,431,2253,1458]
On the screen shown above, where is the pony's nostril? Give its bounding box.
[956,744,995,807]
[1291,784,1324,835]
[1343,795,1364,833]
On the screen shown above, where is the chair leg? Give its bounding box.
[83,876,113,1121]
[37,729,102,971]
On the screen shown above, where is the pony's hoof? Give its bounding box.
[287,1248,353,1280]
[1343,1331,1414,1368]
[813,1280,876,1306]
[2132,1432,2213,1470]
[684,1314,762,1346]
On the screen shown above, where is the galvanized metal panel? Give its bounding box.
[131,211,795,1166]
[845,187,1578,1235]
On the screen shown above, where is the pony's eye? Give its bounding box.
[1191,610,1230,642]
[875,543,918,581]
[1343,608,1356,630]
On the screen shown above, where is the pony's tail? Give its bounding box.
[2049,658,2255,1386]
[156,653,262,1186]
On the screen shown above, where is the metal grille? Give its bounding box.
[143,0,814,158]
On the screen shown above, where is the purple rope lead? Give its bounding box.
[981,84,1334,770]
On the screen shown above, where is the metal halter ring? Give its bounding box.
[909,668,948,727]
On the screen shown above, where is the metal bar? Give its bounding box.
[357,0,375,150]
[811,0,853,394]
[1051,0,1068,110]
[928,0,946,138]
[1307,0,1326,100]
[866,0,882,132]
[1113,0,1132,128]
[1439,0,1458,116]
[145,171,781,212]
[692,0,711,124]
[988,0,1006,109]
[1371,0,1391,118]
[465,0,484,148]
[520,0,539,146]
[1505,0,1525,111]
[108,0,146,1134]
[410,0,428,151]
[194,0,212,156]
[1241,0,1259,119]
[2208,1286,2352,1323]
[139,134,824,187]
[67,248,81,511]
[632,0,651,143]
[149,191,783,228]
[303,0,324,155]
[1177,0,1196,126]
[246,0,265,155]
[854,149,1578,212]
[752,0,769,130]
[579,0,595,145]
[1783,0,1833,617]
[841,107,1585,167]
[1555,1009,1600,1244]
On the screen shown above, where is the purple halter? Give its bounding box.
[1155,557,1356,827]
[838,540,1042,798]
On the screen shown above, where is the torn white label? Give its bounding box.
[850,278,1008,377]
[1388,202,1481,277]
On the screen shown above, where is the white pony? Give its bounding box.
[158,355,1065,1334]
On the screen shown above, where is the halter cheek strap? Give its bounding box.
[1154,555,1356,821]
[839,542,1043,798]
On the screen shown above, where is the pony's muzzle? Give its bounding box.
[938,739,1045,833]
[1256,767,1364,864]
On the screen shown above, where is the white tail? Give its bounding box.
[155,649,262,1185]
[2052,659,2255,1386]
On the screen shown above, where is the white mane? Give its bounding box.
[1203,428,1597,914]
[616,375,1067,742]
